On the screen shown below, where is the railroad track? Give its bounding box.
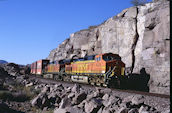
[29,75,170,99]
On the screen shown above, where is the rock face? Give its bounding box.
[47,0,170,94]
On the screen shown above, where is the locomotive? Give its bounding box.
[30,53,125,88]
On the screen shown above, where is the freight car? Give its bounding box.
[30,59,49,75]
[30,53,125,88]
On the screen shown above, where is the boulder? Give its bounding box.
[48,93,61,105]
[97,107,103,113]
[54,106,85,113]
[117,107,129,113]
[41,94,50,109]
[121,95,145,109]
[128,108,138,113]
[101,107,112,113]
[102,93,109,100]
[59,97,72,109]
[78,100,86,109]
[71,84,81,94]
[31,94,43,107]
[84,98,103,113]
[54,108,67,113]
[31,92,52,109]
[162,109,170,113]
[72,92,87,105]
[131,95,144,105]
[65,87,72,93]
[25,82,33,87]
[68,92,75,99]
[103,96,121,107]
[54,84,64,90]
[66,106,85,113]
[41,86,50,93]
[138,106,149,113]
[86,88,104,101]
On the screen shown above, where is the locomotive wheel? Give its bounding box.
[54,76,57,80]
[54,75,58,80]
[100,83,104,87]
[58,74,63,81]
[53,74,63,81]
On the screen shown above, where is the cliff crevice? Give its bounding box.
[131,6,139,74]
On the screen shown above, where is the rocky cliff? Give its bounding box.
[47,0,170,94]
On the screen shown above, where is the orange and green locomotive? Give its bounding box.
[30,53,125,88]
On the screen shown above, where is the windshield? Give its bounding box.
[103,55,121,61]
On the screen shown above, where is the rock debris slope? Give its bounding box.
[47,0,170,94]
[31,83,170,113]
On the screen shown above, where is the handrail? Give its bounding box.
[104,66,116,84]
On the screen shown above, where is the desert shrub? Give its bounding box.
[0,91,13,101]
[0,91,31,102]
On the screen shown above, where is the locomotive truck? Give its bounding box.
[30,53,125,88]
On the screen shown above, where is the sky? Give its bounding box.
[0,0,152,65]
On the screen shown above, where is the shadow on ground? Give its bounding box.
[0,102,24,113]
[122,68,150,92]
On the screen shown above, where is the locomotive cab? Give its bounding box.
[95,53,121,62]
[92,53,125,87]
[102,53,125,76]
[93,53,125,75]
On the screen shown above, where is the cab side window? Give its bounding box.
[96,57,101,61]
[103,55,114,61]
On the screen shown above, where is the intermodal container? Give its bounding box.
[36,59,49,75]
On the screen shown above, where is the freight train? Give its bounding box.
[30,53,126,88]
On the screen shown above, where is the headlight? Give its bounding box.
[102,71,105,73]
